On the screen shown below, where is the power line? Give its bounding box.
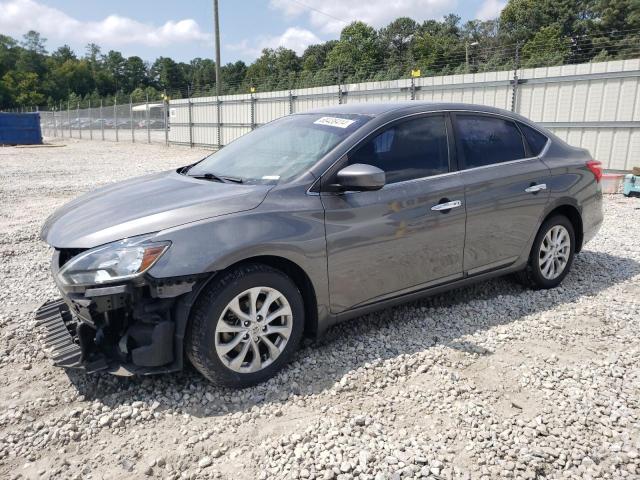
[282,0,350,25]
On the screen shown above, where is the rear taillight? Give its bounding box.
[586,160,603,183]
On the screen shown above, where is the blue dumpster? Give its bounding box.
[0,112,43,145]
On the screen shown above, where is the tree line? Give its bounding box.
[0,0,637,109]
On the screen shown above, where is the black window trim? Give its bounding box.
[318,111,455,193]
[309,108,552,194]
[451,111,539,172]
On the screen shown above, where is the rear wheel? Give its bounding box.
[517,215,575,289]
[186,264,305,387]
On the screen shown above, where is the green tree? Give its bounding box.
[16,30,47,75]
[245,47,301,91]
[220,60,248,93]
[51,45,76,64]
[51,59,94,98]
[123,56,148,92]
[103,50,126,91]
[3,71,46,106]
[187,57,216,94]
[326,22,383,81]
[150,57,185,94]
[301,41,337,73]
[379,17,419,69]
[522,25,571,66]
[0,34,19,79]
[500,0,593,46]
[411,15,466,74]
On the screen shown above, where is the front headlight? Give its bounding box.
[58,235,171,286]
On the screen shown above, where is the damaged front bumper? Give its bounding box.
[35,297,177,376]
[36,249,204,376]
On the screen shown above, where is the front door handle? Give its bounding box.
[431,200,463,211]
[525,183,547,193]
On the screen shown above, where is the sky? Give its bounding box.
[0,0,507,64]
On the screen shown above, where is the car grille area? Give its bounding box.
[35,298,109,373]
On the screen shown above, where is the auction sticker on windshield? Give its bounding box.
[313,117,356,129]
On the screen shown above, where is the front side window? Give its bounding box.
[186,113,371,184]
[456,114,526,169]
[348,115,450,184]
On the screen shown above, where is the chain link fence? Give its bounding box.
[38,99,169,145]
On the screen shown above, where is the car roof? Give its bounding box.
[301,101,516,118]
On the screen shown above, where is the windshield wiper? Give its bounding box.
[220,175,244,184]
[188,172,244,184]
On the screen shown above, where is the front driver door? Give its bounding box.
[321,113,467,313]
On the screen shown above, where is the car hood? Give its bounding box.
[41,170,272,248]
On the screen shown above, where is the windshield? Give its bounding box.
[185,113,371,184]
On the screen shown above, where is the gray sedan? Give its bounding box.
[37,102,603,387]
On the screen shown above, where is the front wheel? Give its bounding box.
[186,264,305,387]
[517,215,575,289]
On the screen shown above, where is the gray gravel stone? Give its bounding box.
[0,139,638,480]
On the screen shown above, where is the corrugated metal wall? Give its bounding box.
[169,59,640,171]
[517,60,640,171]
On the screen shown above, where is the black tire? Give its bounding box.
[185,263,305,387]
[517,215,576,290]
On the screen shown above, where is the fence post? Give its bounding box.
[288,90,294,114]
[130,96,134,143]
[511,43,520,113]
[100,99,104,140]
[77,102,82,139]
[146,92,151,144]
[188,96,193,147]
[410,77,416,100]
[89,100,93,140]
[216,97,221,149]
[250,93,256,130]
[52,107,57,138]
[68,101,71,138]
[337,66,343,105]
[115,95,119,142]
[58,102,62,138]
[163,91,169,146]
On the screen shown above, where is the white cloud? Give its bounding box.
[476,0,506,20]
[0,0,209,49]
[269,0,455,34]
[228,27,321,59]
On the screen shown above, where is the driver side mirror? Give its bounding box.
[333,163,386,192]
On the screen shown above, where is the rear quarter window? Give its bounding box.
[519,123,549,156]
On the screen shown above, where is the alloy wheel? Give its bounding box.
[539,225,571,280]
[214,287,293,373]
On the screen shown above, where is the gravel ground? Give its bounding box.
[0,138,639,480]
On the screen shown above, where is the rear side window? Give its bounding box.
[455,114,526,169]
[519,122,548,156]
[348,115,449,183]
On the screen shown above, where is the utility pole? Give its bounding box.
[465,41,479,72]
[213,0,222,97]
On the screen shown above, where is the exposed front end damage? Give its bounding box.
[36,248,205,376]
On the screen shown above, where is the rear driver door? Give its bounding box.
[452,113,551,275]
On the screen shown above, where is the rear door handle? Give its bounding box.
[525,183,547,193]
[431,200,463,211]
